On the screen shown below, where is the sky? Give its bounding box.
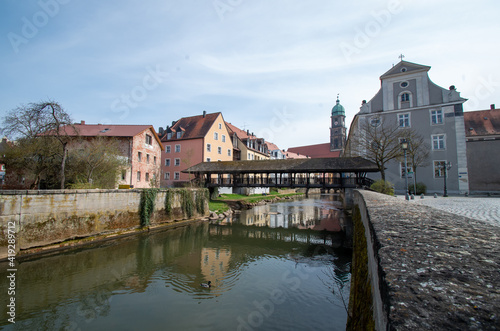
[1,0,500,149]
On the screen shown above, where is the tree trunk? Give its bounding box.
[60,142,67,189]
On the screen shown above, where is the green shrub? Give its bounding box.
[164,189,173,216]
[408,182,427,195]
[370,179,394,196]
[180,189,194,218]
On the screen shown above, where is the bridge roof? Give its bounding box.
[183,157,379,174]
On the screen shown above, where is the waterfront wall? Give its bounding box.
[348,190,500,330]
[0,188,209,260]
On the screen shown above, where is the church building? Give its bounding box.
[287,96,347,158]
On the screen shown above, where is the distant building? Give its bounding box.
[464,106,500,193]
[159,112,233,187]
[61,121,164,188]
[346,60,469,194]
[225,123,270,161]
[287,96,346,158]
[265,141,286,159]
[283,150,309,159]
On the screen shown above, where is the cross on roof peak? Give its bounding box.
[399,54,405,61]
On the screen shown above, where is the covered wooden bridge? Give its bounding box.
[183,157,379,190]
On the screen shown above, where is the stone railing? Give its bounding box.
[349,190,500,330]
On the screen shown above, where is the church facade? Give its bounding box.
[346,60,469,195]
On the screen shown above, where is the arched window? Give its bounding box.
[398,91,413,109]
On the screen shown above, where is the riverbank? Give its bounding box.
[0,188,209,260]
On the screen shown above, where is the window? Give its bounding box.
[214,132,219,140]
[434,161,447,178]
[145,173,150,182]
[400,81,409,88]
[176,131,182,139]
[145,134,152,145]
[218,146,222,154]
[165,159,170,166]
[218,123,222,129]
[174,158,180,166]
[432,134,446,150]
[207,144,211,152]
[164,172,170,180]
[165,146,171,153]
[138,152,142,162]
[154,156,157,165]
[175,144,181,153]
[400,162,413,178]
[398,113,410,127]
[207,158,211,162]
[167,132,172,140]
[228,149,231,156]
[146,154,150,164]
[401,93,410,102]
[137,171,141,181]
[431,110,443,125]
[248,153,251,159]
[222,135,226,142]
[174,172,180,180]
[370,116,381,127]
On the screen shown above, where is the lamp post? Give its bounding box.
[400,139,409,201]
[440,161,452,197]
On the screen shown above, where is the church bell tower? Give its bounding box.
[330,95,346,152]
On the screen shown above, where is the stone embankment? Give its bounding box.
[350,190,500,330]
[0,188,209,260]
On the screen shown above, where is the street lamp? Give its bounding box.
[439,161,452,197]
[400,139,409,200]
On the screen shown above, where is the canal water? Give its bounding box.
[0,194,352,331]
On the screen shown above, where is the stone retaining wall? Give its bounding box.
[349,190,500,330]
[0,188,209,260]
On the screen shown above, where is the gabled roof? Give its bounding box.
[288,143,341,158]
[184,157,379,174]
[380,60,431,79]
[265,141,281,151]
[225,122,255,139]
[464,108,500,137]
[162,112,221,141]
[284,151,309,159]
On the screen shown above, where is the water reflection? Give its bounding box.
[0,195,351,331]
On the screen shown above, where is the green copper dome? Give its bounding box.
[332,97,345,116]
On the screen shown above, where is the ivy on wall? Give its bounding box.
[139,188,159,227]
[196,189,209,215]
[180,189,194,219]
[164,189,173,217]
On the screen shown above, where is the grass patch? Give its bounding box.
[218,192,304,204]
[208,200,230,213]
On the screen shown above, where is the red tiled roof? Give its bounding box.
[225,122,255,139]
[162,112,221,141]
[284,151,309,159]
[265,141,281,151]
[50,122,163,149]
[288,143,341,158]
[464,108,500,137]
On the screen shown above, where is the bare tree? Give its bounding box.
[1,101,76,189]
[347,116,404,181]
[399,129,430,184]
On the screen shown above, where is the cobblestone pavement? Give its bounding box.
[396,195,500,225]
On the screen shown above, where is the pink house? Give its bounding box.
[60,121,164,188]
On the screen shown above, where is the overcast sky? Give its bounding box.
[1,0,499,149]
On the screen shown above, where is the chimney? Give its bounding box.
[203,110,206,118]
[491,104,496,110]
[449,85,456,90]
[171,121,175,126]
[247,130,250,136]
[158,127,164,135]
[80,120,85,125]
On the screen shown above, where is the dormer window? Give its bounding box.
[176,131,182,139]
[167,132,172,140]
